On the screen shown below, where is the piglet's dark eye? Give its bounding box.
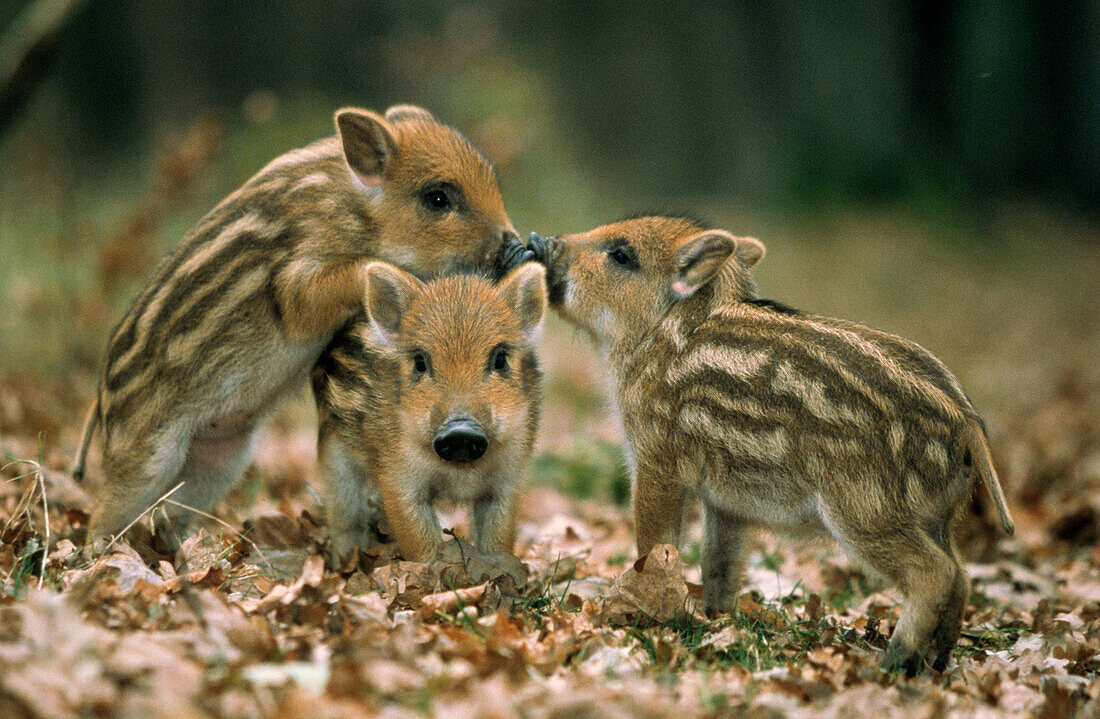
[422,188,452,211]
[608,246,638,269]
[413,353,429,374]
[491,347,508,373]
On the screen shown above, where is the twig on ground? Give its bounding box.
[0,453,50,588]
[162,498,277,574]
[98,482,186,556]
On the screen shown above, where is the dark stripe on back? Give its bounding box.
[105,234,280,391]
[744,298,801,315]
[105,205,275,372]
[157,246,271,339]
[713,314,928,410]
[107,204,244,355]
[677,393,788,433]
[680,324,888,423]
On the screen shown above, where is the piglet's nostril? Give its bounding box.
[433,419,488,463]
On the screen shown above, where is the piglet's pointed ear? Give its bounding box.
[669,230,737,299]
[335,108,397,189]
[733,235,766,268]
[384,104,435,123]
[498,262,547,340]
[364,262,425,346]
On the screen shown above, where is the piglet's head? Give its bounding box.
[363,261,546,466]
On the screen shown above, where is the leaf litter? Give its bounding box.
[0,369,1099,717]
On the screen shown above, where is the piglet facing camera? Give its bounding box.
[535,215,1013,675]
[312,262,546,566]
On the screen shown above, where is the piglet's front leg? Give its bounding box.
[376,474,443,562]
[472,490,518,555]
[632,458,687,559]
[274,256,369,340]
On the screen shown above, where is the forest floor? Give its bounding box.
[2,297,1099,718]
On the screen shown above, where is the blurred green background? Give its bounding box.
[4,1,1099,211]
[0,1,1097,495]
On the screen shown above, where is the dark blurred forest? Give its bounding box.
[2,0,1098,215]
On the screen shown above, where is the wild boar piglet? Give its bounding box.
[312,261,545,565]
[530,217,1013,675]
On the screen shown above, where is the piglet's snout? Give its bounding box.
[433,416,488,463]
[527,232,553,264]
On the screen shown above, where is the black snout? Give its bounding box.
[494,230,536,278]
[528,232,567,305]
[433,418,488,463]
[527,232,551,264]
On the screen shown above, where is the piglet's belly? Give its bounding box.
[701,476,827,533]
[193,334,332,438]
[195,410,255,440]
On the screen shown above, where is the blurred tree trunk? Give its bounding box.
[0,0,89,137]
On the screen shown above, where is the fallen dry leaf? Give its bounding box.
[599,544,702,624]
[419,581,492,620]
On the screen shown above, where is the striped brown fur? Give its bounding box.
[531,216,1013,675]
[76,104,530,550]
[312,263,544,564]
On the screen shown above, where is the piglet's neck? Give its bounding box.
[705,259,759,306]
[668,259,759,334]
